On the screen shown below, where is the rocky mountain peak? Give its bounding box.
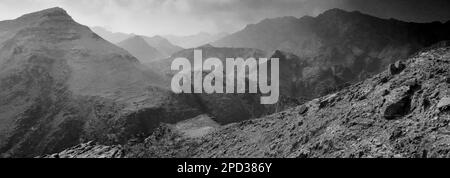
[16,7,72,24]
[34,7,68,16]
[0,7,81,44]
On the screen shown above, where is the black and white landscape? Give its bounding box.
[0,0,449,158]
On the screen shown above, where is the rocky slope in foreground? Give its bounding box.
[49,45,450,158]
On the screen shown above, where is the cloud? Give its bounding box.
[0,0,449,36]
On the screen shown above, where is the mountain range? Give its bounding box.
[91,27,228,49]
[214,9,450,94]
[91,27,183,59]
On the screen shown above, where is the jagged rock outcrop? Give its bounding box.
[388,61,406,76]
[41,141,124,158]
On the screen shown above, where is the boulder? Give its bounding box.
[383,97,411,120]
[437,97,450,111]
[382,86,412,120]
[298,105,309,115]
[388,61,406,76]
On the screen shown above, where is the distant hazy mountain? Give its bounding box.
[0,8,202,157]
[142,35,183,57]
[214,8,450,86]
[90,26,132,43]
[91,27,183,58]
[117,36,165,63]
[164,32,229,49]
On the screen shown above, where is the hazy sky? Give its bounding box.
[0,0,449,36]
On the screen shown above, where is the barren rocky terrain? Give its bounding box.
[47,45,450,158]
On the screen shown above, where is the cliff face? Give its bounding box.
[0,8,202,157]
[49,45,450,158]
